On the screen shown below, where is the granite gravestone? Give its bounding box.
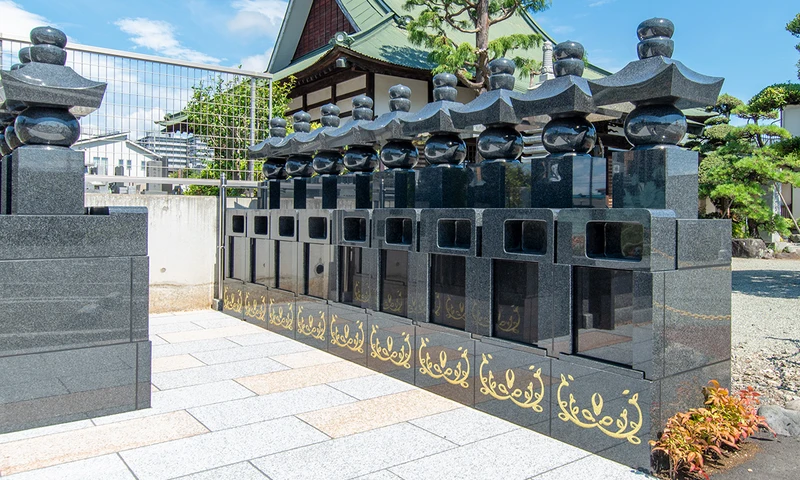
[0,26,151,434]
[223,17,730,473]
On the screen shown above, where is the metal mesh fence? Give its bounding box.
[1,34,272,193]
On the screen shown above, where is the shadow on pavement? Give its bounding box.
[731,270,800,299]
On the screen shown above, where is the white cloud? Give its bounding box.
[0,1,52,38]
[228,0,287,35]
[114,17,221,64]
[551,25,575,35]
[588,0,616,7]
[239,47,273,72]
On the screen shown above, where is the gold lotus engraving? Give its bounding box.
[268,299,294,331]
[556,374,643,445]
[353,281,370,304]
[223,287,243,313]
[418,337,470,388]
[383,291,404,314]
[369,325,412,369]
[445,295,465,322]
[470,299,490,329]
[478,353,544,412]
[296,310,326,340]
[330,315,365,353]
[243,292,267,321]
[495,305,521,333]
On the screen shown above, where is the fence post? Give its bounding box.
[214,173,228,310]
[249,77,257,182]
[268,78,273,121]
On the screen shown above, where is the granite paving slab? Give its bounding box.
[409,407,520,446]
[151,338,240,358]
[2,454,135,480]
[235,360,373,395]
[190,340,312,365]
[151,357,288,390]
[151,354,205,373]
[269,348,343,368]
[173,462,268,480]
[531,454,652,479]
[327,373,416,400]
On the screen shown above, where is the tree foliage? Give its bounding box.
[694,93,800,238]
[788,13,800,80]
[180,75,295,195]
[403,0,551,93]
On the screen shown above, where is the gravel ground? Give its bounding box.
[731,258,800,406]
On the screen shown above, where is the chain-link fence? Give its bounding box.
[1,33,273,193]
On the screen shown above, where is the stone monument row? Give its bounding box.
[226,18,731,471]
[0,27,151,433]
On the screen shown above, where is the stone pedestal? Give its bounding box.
[468,160,531,208]
[372,169,417,209]
[532,153,607,209]
[415,167,470,209]
[6,146,84,215]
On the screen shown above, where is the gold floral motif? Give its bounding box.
[223,287,243,313]
[329,314,365,353]
[470,299,490,329]
[268,299,294,331]
[478,354,544,412]
[353,281,371,304]
[243,292,267,321]
[297,310,326,340]
[369,325,411,369]
[407,296,426,318]
[556,374,643,445]
[418,337,470,388]
[383,291,404,314]
[495,305,521,333]
[433,293,441,317]
[445,295,465,322]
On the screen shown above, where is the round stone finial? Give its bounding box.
[320,104,341,128]
[292,111,311,133]
[263,161,288,179]
[31,26,68,48]
[389,84,412,112]
[488,58,516,91]
[352,95,374,121]
[380,140,418,169]
[424,133,467,166]
[0,131,10,156]
[18,47,31,64]
[636,18,675,59]
[624,104,687,147]
[343,145,378,172]
[432,73,458,102]
[15,107,80,146]
[477,125,523,160]
[4,125,22,151]
[312,150,344,175]
[542,117,596,154]
[553,41,585,77]
[269,117,287,138]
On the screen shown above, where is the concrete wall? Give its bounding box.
[86,193,254,313]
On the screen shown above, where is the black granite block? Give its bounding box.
[372,169,417,209]
[0,208,148,260]
[339,246,379,311]
[295,295,329,351]
[246,210,271,239]
[468,160,532,209]
[490,259,541,346]
[466,257,492,336]
[299,210,334,245]
[354,173,373,209]
[269,210,298,241]
[0,257,135,357]
[380,249,411,318]
[545,263,573,357]
[251,238,275,287]
[406,251,429,324]
[663,266,731,377]
[292,178,309,209]
[267,180,282,209]
[474,339,551,433]
[0,342,139,434]
[226,209,247,237]
[372,208,420,252]
[612,146,699,219]
[10,145,84,215]
[306,175,340,209]
[430,254,467,331]
[367,312,416,384]
[276,240,300,294]
[226,236,247,281]
[304,243,336,300]
[328,303,368,365]
[549,357,653,471]
[222,279,245,320]
[241,282,268,326]
[676,219,731,269]
[531,154,607,209]
[336,210,372,248]
[136,340,152,409]
[481,209,555,264]
[556,208,677,271]
[414,323,476,406]
[267,288,296,340]
[131,256,150,342]
[415,166,471,209]
[658,360,730,430]
[419,208,482,257]
[1,156,10,214]
[572,267,662,378]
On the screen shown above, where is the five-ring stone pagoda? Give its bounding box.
[0,26,151,433]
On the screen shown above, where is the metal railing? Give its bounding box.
[1,32,273,192]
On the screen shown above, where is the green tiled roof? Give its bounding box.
[340,0,387,28]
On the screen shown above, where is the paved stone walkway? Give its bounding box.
[0,310,653,479]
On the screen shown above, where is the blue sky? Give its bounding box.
[1,0,798,104]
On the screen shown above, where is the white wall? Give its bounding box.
[782,106,800,222]
[85,193,255,313]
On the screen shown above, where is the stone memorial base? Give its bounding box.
[0,207,151,434]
